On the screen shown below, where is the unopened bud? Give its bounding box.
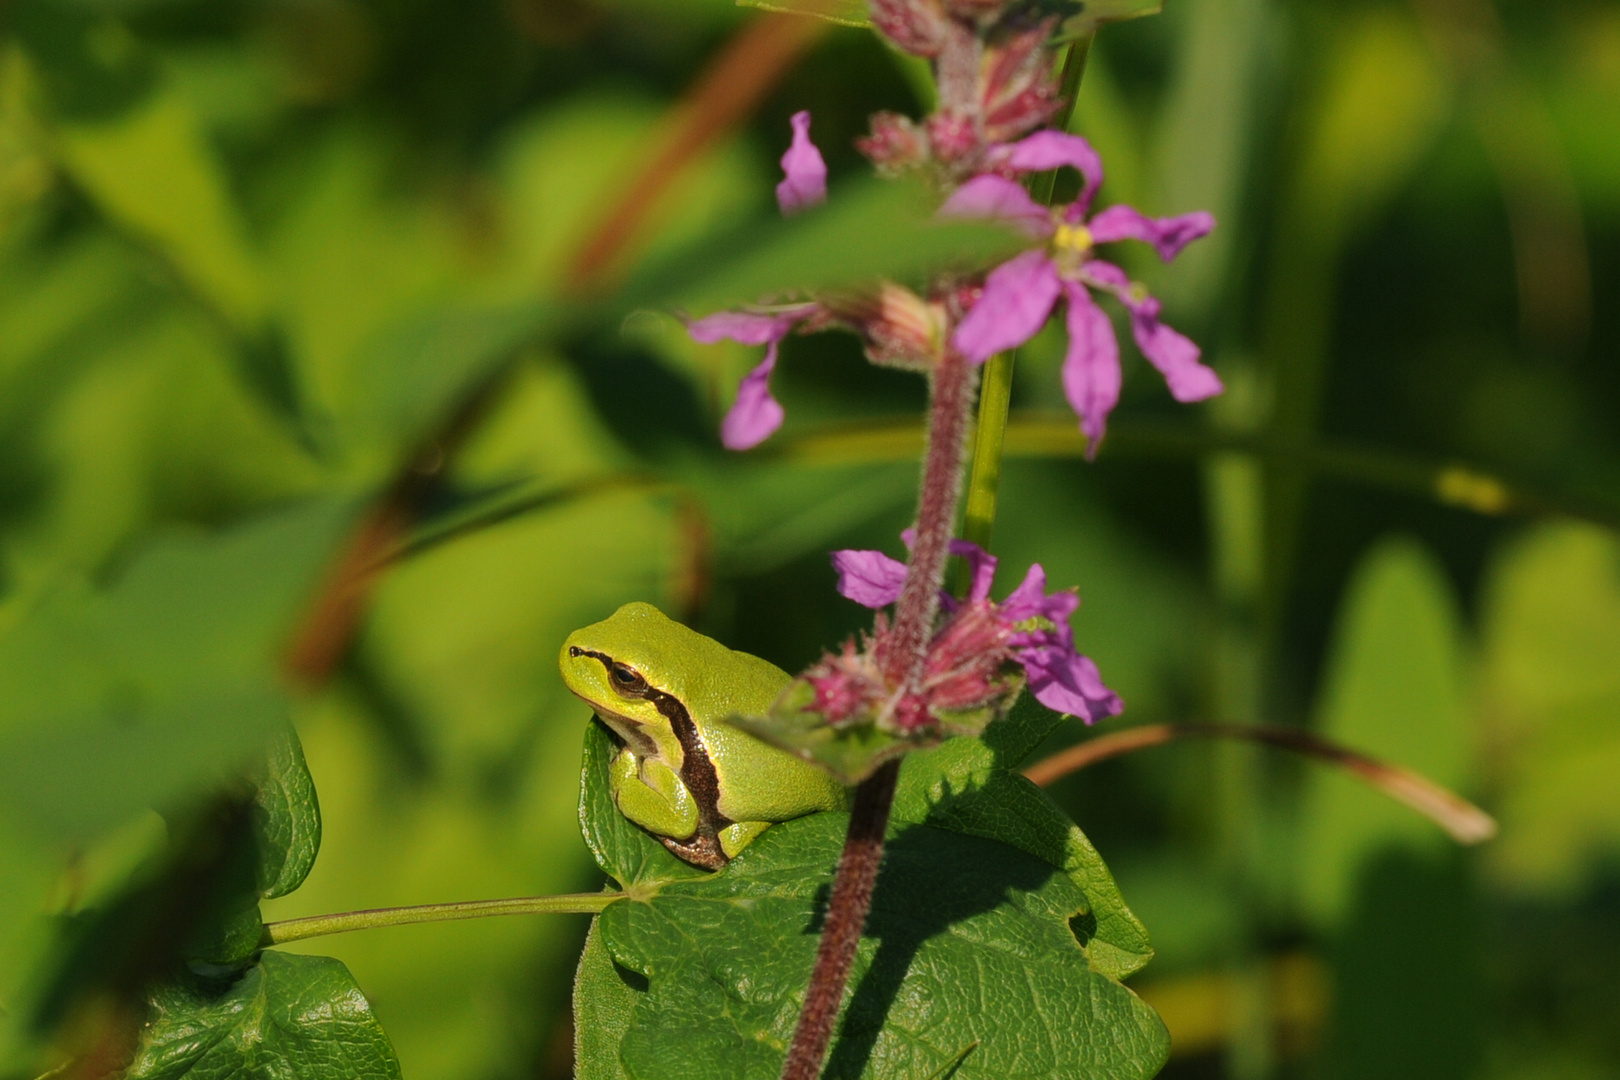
[825,283,946,369]
[869,0,951,56]
[926,110,981,165]
[857,112,931,177]
[979,19,1063,144]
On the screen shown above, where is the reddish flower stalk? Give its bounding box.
[779,345,978,1080]
[882,346,978,688]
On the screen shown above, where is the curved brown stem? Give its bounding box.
[281,13,825,686]
[1023,722,1497,845]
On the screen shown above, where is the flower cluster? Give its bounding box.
[793,536,1121,739]
[687,116,1219,454]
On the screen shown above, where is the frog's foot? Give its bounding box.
[660,831,728,871]
[719,820,771,858]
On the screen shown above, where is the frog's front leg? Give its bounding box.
[608,748,699,840]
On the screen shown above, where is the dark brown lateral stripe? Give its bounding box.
[571,648,732,870]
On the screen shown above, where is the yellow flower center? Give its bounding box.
[1051,222,1093,254]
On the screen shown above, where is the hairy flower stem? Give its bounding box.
[779,757,901,1080]
[886,347,980,688]
[781,348,978,1080]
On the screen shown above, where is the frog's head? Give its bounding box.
[560,602,698,759]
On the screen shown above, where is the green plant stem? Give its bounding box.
[955,37,1091,563]
[262,893,622,946]
[960,354,1014,553]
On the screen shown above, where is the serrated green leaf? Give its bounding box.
[891,696,1154,979]
[574,917,642,1080]
[252,727,321,901]
[596,813,1167,1080]
[127,951,402,1080]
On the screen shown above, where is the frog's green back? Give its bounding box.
[571,602,789,718]
[564,603,848,824]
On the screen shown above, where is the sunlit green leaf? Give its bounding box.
[252,727,321,901]
[128,951,402,1080]
[594,812,1168,1080]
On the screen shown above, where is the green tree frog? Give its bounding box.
[561,602,849,870]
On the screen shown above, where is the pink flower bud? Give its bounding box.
[869,0,951,56]
[857,111,931,177]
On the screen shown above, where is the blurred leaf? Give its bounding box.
[1479,523,1620,897]
[735,0,868,26]
[1299,537,1473,926]
[127,951,402,1080]
[27,797,259,1038]
[593,812,1168,1080]
[632,178,1026,317]
[497,94,765,298]
[1263,10,1452,614]
[53,88,270,332]
[9,0,154,121]
[344,302,550,461]
[252,727,321,901]
[1060,0,1162,41]
[0,496,352,844]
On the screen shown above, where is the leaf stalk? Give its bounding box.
[262,893,622,946]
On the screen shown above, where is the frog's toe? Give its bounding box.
[719,820,772,858]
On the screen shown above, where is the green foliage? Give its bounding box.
[893,698,1154,979]
[0,497,351,847]
[1299,537,1473,925]
[252,728,322,902]
[574,719,1167,1079]
[1479,523,1620,896]
[127,952,402,1080]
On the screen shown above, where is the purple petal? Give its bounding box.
[1078,258,1130,292]
[1127,295,1223,403]
[1001,563,1078,627]
[949,539,998,603]
[1060,281,1121,456]
[776,111,828,216]
[1088,206,1215,262]
[939,175,1051,237]
[720,345,785,449]
[950,250,1062,363]
[1002,131,1104,213]
[1020,648,1123,723]
[687,310,797,346]
[830,548,908,608]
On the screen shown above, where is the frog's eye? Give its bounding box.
[609,662,649,697]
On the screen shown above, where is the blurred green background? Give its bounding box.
[0,0,1616,1077]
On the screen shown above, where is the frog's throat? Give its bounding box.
[573,648,733,871]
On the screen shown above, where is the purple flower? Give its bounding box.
[776,111,828,215]
[829,537,1122,723]
[686,304,819,449]
[684,112,830,450]
[942,131,1222,454]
